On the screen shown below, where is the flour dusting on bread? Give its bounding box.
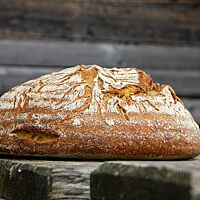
[0,65,198,130]
[0,65,200,160]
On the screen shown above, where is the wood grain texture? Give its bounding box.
[91,157,200,200]
[0,0,200,45]
[0,158,102,200]
[1,157,200,200]
[0,160,52,200]
[0,40,200,70]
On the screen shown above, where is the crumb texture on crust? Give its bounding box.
[0,65,199,159]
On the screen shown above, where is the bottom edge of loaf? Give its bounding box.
[0,134,200,160]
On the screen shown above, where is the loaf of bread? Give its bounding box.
[0,65,199,159]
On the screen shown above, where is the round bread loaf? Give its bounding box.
[0,65,199,159]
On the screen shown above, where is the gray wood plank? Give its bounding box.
[0,158,102,200]
[1,156,200,200]
[91,157,200,200]
[0,0,200,45]
[0,40,200,70]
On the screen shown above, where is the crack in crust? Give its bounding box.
[54,65,179,118]
[12,129,59,144]
[0,65,184,120]
[67,65,162,114]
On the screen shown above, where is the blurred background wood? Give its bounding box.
[0,0,199,124]
[0,0,200,45]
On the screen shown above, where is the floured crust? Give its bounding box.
[0,65,199,159]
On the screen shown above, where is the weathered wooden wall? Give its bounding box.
[0,0,200,45]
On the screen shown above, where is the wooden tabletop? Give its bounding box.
[0,155,200,200]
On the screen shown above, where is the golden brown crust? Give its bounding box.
[0,65,199,159]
